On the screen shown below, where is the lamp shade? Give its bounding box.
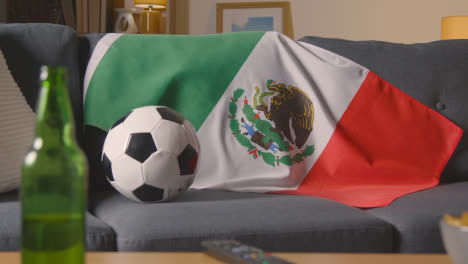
[135,0,166,9]
[441,16,468,40]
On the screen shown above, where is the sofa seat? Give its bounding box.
[368,181,468,253]
[0,191,116,251]
[90,189,394,252]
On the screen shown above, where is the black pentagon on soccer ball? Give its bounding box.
[126,133,157,163]
[133,184,165,202]
[111,111,132,129]
[102,153,114,181]
[177,144,198,175]
[157,107,184,125]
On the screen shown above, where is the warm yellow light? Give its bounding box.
[134,0,166,34]
[441,16,468,40]
[134,0,166,9]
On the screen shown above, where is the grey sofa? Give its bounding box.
[1,23,467,253]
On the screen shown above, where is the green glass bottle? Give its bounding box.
[21,66,88,264]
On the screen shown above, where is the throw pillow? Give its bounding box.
[0,49,35,192]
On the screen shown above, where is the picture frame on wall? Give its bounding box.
[216,1,293,38]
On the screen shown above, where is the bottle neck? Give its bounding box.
[35,66,76,146]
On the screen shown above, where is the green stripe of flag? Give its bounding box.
[84,31,265,131]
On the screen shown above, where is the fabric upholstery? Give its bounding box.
[299,36,468,183]
[0,191,116,251]
[0,191,21,250]
[0,49,35,193]
[85,211,117,251]
[0,23,115,251]
[0,23,83,144]
[90,189,394,252]
[368,182,468,253]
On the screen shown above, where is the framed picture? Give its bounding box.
[216,1,293,38]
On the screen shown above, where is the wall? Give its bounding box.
[188,0,468,43]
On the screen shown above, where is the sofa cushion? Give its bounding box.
[85,211,117,251]
[299,36,468,183]
[0,49,35,193]
[367,181,468,253]
[0,191,116,251]
[0,23,83,144]
[90,189,394,252]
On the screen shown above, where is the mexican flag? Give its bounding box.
[84,32,462,208]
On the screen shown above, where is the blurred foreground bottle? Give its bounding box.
[21,66,88,264]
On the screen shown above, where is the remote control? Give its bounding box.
[201,239,294,264]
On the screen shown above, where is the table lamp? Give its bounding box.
[134,0,167,34]
[441,16,468,39]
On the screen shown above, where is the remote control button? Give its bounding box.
[250,247,262,253]
[237,246,249,251]
[232,247,244,253]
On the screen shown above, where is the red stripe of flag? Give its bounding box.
[274,71,463,208]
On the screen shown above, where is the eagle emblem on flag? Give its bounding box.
[228,80,315,167]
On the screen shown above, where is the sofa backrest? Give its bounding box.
[300,36,468,183]
[0,23,82,144]
[2,24,466,193]
[78,34,468,191]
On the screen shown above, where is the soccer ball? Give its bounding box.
[101,106,200,202]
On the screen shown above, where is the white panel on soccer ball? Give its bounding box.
[142,151,181,188]
[111,155,144,191]
[151,120,188,155]
[102,124,130,160]
[123,106,162,133]
[110,181,141,202]
[182,119,200,153]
